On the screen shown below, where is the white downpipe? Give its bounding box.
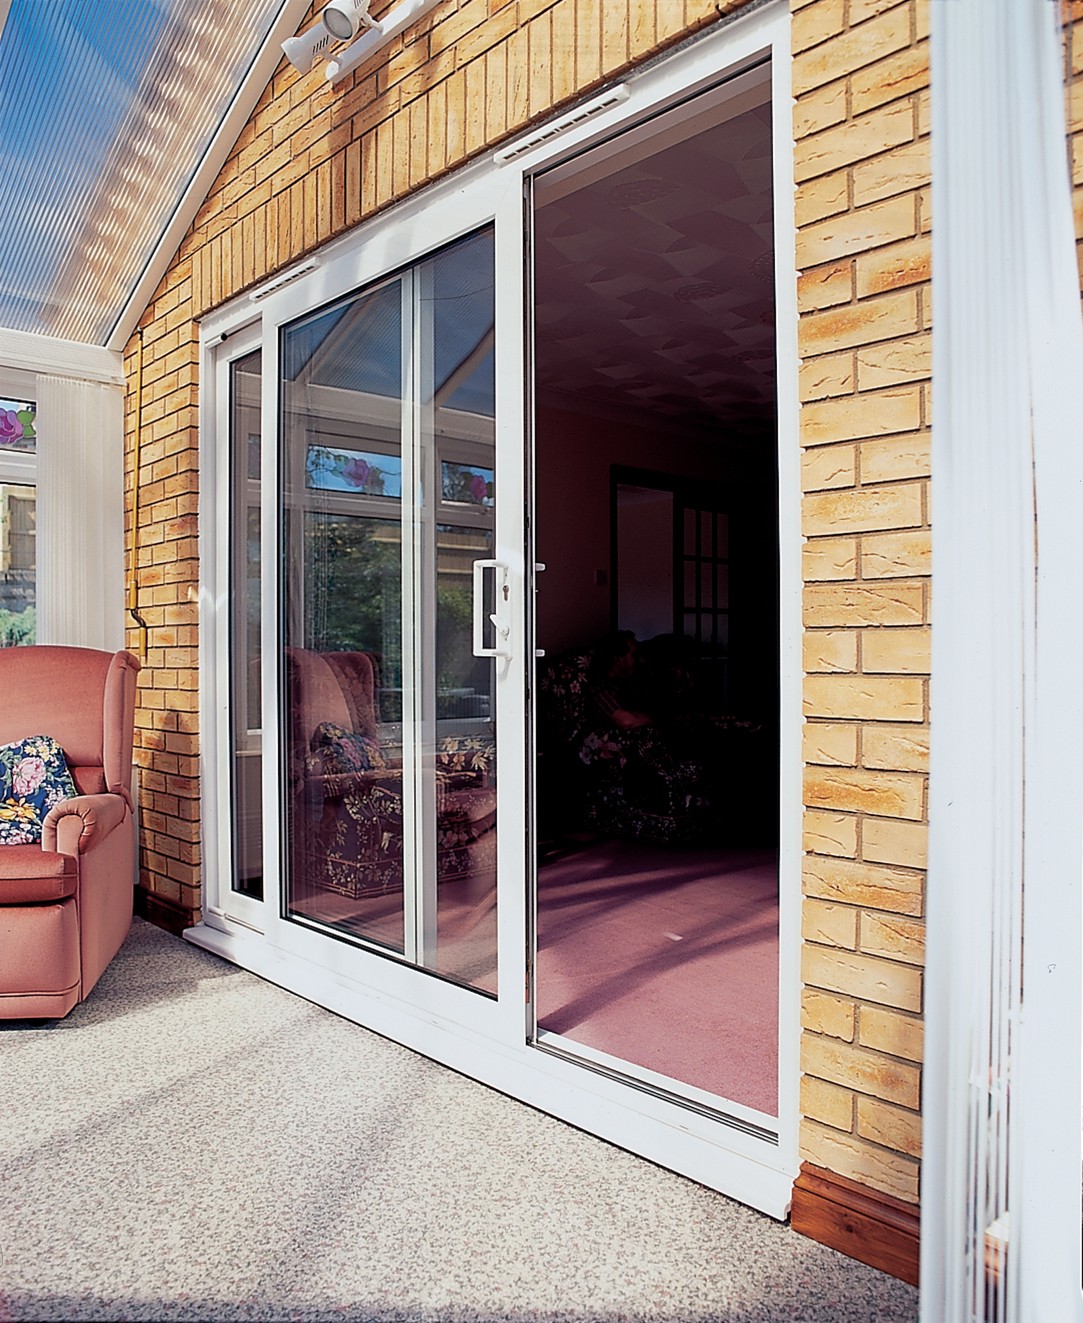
[925,2,1083,1320]
[326,0,444,83]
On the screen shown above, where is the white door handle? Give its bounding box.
[473,560,510,658]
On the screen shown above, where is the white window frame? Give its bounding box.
[0,366,39,633]
[192,0,800,1219]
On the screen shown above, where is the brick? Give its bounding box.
[859,1004,924,1062]
[856,334,931,389]
[860,912,925,966]
[796,169,850,230]
[851,44,930,117]
[848,0,911,23]
[803,808,859,857]
[859,433,930,483]
[862,816,928,870]
[852,139,931,206]
[803,537,859,583]
[802,987,856,1041]
[799,350,855,401]
[792,0,847,55]
[802,1074,854,1130]
[801,1120,920,1203]
[801,1033,921,1108]
[862,625,930,674]
[797,261,853,312]
[801,386,922,445]
[803,485,924,537]
[796,194,916,266]
[802,444,856,491]
[797,100,914,190]
[803,898,859,949]
[799,290,920,354]
[803,629,859,673]
[804,854,924,916]
[803,721,859,767]
[793,6,912,97]
[856,1096,922,1158]
[803,583,924,627]
[802,945,923,1014]
[794,79,848,140]
[862,529,925,582]
[804,764,925,817]
[856,236,930,297]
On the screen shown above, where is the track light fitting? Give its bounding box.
[282,0,381,74]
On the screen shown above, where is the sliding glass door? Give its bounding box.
[278,228,499,993]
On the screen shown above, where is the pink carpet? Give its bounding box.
[536,839,779,1115]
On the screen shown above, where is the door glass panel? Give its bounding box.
[424,230,497,993]
[229,352,262,899]
[281,278,405,952]
[279,227,497,994]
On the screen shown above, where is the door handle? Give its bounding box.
[473,560,510,658]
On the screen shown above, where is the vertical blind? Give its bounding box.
[925,1,1083,1319]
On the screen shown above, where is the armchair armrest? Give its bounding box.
[42,793,128,856]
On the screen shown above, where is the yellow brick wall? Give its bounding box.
[794,0,929,1205]
[124,0,933,1206]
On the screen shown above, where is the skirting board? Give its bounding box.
[790,1161,920,1287]
[134,885,195,937]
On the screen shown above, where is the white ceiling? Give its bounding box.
[533,98,776,440]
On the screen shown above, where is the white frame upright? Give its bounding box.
[191,0,801,1219]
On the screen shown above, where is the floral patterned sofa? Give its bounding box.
[286,649,496,901]
[537,642,766,846]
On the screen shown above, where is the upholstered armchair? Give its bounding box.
[286,648,496,903]
[0,647,140,1019]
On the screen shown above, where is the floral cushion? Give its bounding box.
[0,735,77,845]
[310,722,386,773]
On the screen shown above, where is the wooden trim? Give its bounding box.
[790,1161,920,1287]
[133,885,196,937]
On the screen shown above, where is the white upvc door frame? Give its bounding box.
[200,319,266,934]
[190,0,800,1219]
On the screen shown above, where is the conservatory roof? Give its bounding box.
[0,0,310,352]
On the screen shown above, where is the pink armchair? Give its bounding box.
[0,647,140,1019]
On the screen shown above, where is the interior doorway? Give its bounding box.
[531,70,780,1118]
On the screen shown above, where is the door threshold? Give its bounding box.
[534,1029,778,1143]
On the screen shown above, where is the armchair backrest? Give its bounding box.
[0,647,140,799]
[285,649,379,750]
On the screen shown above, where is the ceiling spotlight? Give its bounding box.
[322,0,381,41]
[281,25,334,74]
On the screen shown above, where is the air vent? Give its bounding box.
[494,86,630,166]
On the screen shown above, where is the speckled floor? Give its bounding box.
[0,919,919,1323]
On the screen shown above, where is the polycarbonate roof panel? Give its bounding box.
[0,0,286,345]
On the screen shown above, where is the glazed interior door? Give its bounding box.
[278,228,500,994]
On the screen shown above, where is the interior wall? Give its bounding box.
[535,400,733,655]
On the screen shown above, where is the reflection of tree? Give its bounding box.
[304,513,402,718]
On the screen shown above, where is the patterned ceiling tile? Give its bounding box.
[534,102,776,437]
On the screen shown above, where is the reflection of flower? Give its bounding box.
[12,757,45,796]
[0,409,22,445]
[468,473,488,503]
[342,457,371,488]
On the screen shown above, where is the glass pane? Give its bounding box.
[282,278,406,954]
[229,351,262,899]
[0,481,35,645]
[424,229,498,993]
[0,399,36,454]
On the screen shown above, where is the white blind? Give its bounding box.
[925,2,1083,1320]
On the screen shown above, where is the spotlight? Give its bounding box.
[322,0,381,41]
[281,25,334,74]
